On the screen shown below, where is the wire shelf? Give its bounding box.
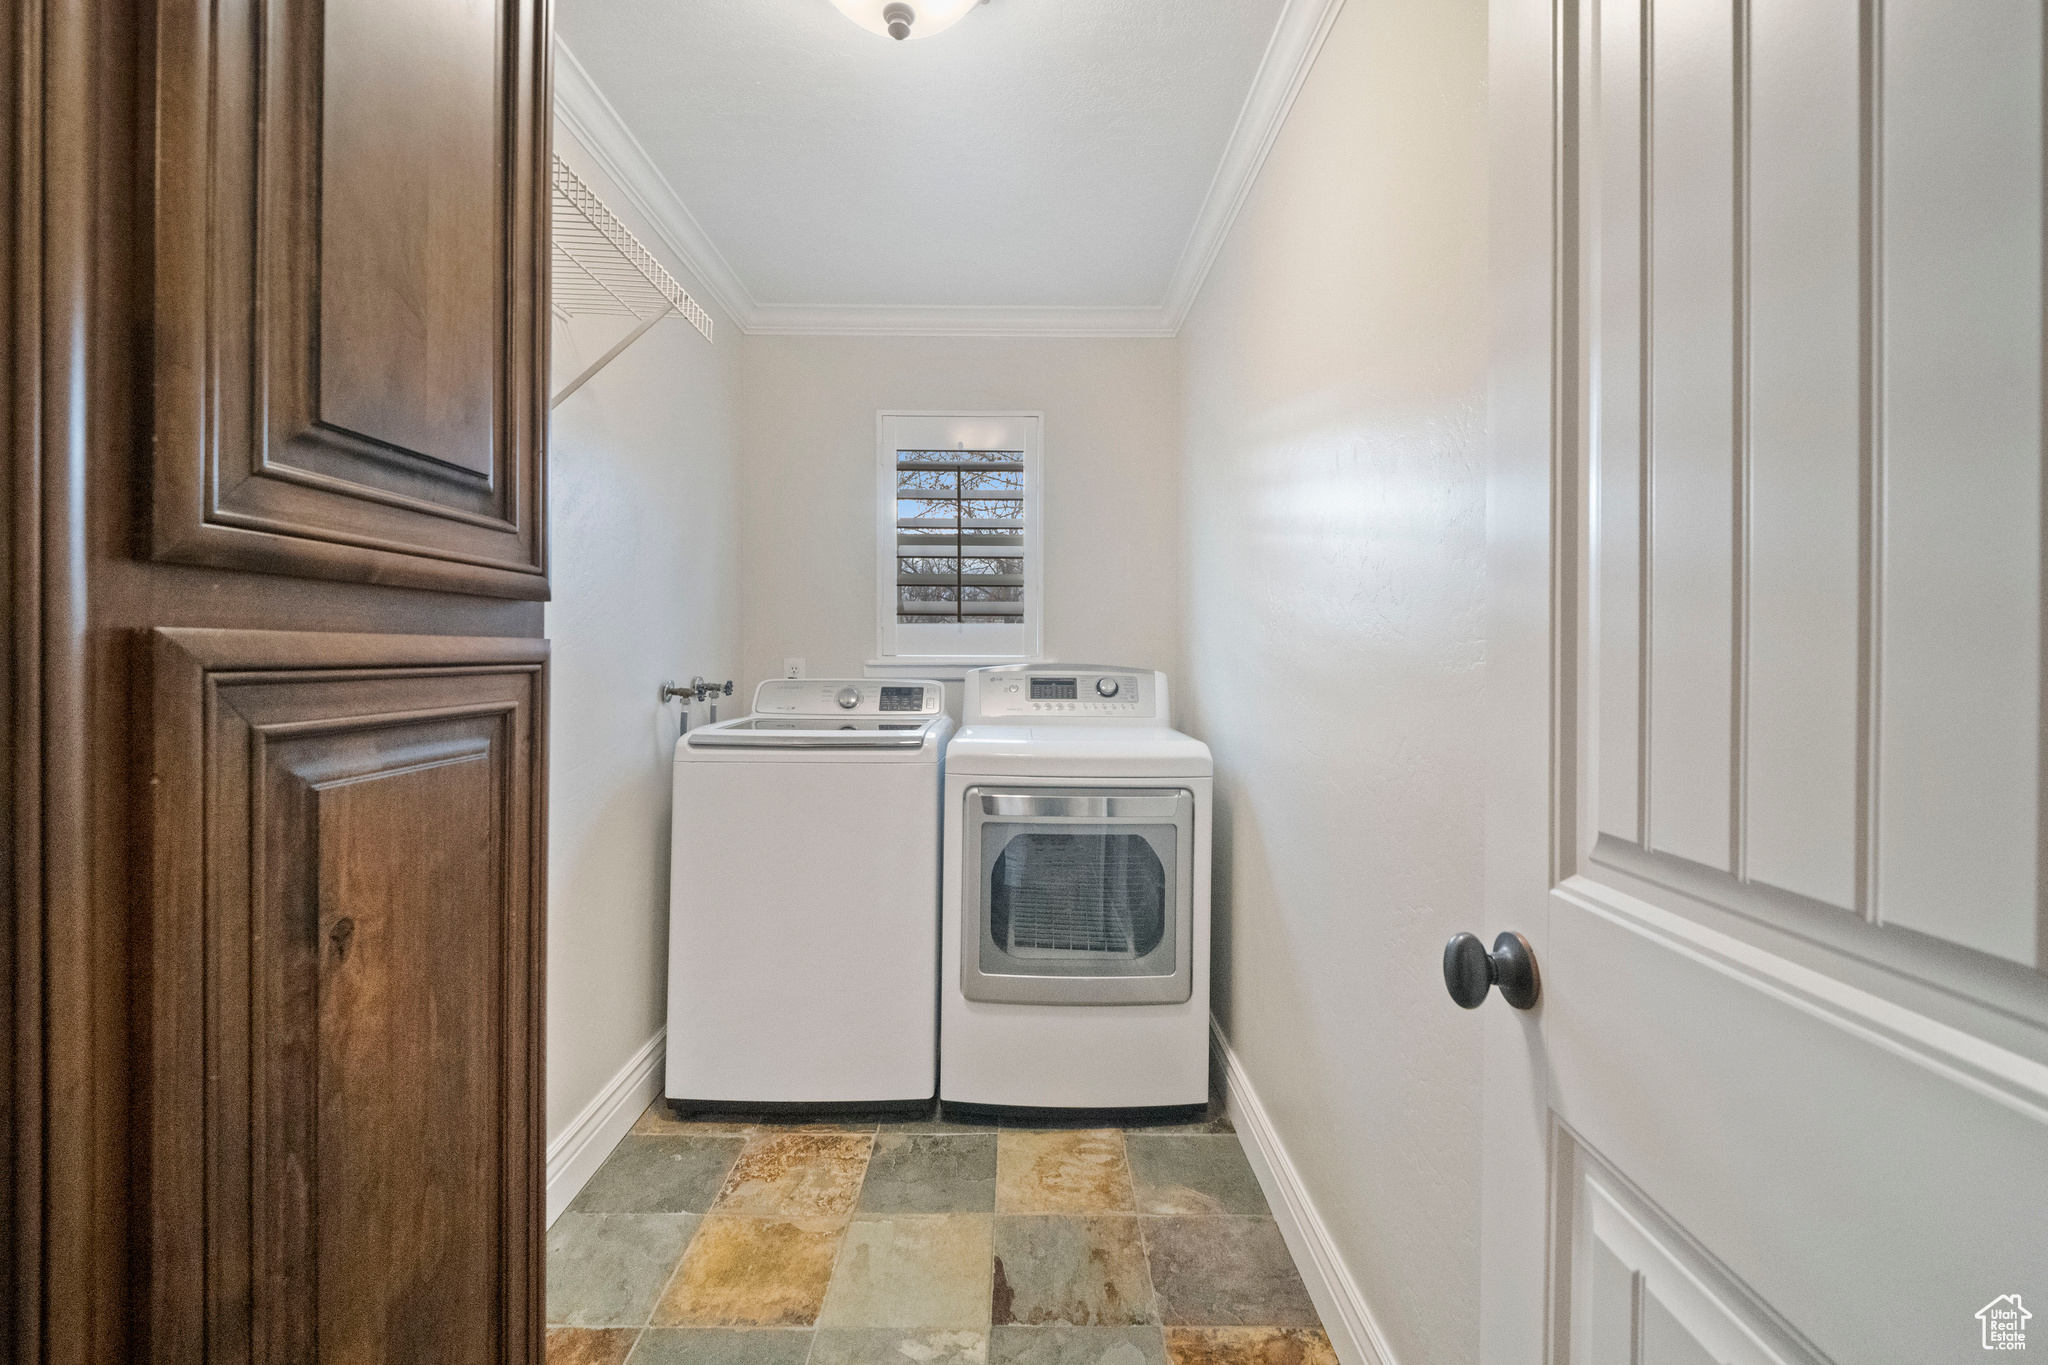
[551,155,713,342]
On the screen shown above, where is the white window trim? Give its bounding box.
[872,410,1045,670]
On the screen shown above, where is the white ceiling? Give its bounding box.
[555,0,1322,334]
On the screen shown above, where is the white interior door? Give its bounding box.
[1485,1,2048,1361]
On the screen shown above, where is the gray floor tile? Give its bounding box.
[817,1214,994,1330]
[1124,1136,1268,1216]
[991,1215,1156,1327]
[570,1135,748,1215]
[1125,1110,1234,1136]
[1142,1218,1319,1328]
[546,1213,698,1327]
[880,1104,999,1134]
[860,1134,999,1214]
[990,1324,1169,1365]
[628,1327,814,1364]
[810,1328,991,1364]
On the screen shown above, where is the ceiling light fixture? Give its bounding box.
[830,0,980,41]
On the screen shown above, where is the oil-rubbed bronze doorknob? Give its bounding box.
[1443,931,1540,1010]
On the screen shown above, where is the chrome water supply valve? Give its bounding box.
[659,677,733,704]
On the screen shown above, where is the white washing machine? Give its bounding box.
[668,677,952,1109]
[941,664,1212,1111]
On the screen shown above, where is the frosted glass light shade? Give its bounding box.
[830,0,978,41]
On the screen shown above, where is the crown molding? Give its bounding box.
[1158,0,1347,332]
[552,39,757,327]
[744,303,1176,338]
[552,0,1344,338]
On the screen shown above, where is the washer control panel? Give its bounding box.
[971,667,1159,720]
[752,679,944,716]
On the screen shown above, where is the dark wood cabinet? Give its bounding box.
[152,0,549,598]
[5,0,552,1360]
[149,631,546,1363]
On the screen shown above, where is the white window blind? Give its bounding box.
[895,448,1025,622]
[875,412,1042,663]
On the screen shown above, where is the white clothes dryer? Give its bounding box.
[668,677,952,1110]
[940,664,1212,1112]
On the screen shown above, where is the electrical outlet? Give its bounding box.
[784,657,804,679]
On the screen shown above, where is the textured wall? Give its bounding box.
[545,128,744,1145]
[737,335,1181,707]
[1176,0,1490,1359]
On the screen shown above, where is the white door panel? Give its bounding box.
[1586,0,2043,962]
[1876,0,2042,963]
[1743,0,1863,912]
[1551,882,2048,1361]
[1488,0,2048,1358]
[1642,0,1738,875]
[1573,1149,1816,1365]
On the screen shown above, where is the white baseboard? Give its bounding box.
[546,1028,667,1226]
[1211,1016,1400,1365]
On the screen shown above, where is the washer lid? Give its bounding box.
[685,715,946,750]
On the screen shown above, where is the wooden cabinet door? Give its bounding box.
[149,630,547,1364]
[151,0,549,598]
[6,0,551,1359]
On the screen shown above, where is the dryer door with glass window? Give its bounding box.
[962,788,1193,1004]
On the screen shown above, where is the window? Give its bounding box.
[875,412,1042,664]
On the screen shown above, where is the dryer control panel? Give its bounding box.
[966,665,1166,722]
[752,678,945,716]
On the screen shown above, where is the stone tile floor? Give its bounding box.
[547,1098,1337,1365]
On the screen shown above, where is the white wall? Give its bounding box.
[1177,1,1489,1361]
[545,127,743,1149]
[737,336,1180,706]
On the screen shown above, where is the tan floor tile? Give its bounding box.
[817,1214,995,1330]
[713,1132,876,1218]
[632,1101,755,1137]
[545,1326,638,1365]
[653,1216,847,1327]
[1162,1328,1338,1365]
[996,1131,1135,1214]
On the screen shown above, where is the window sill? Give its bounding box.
[864,656,1048,682]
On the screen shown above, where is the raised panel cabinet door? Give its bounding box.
[148,629,547,1364]
[150,0,550,599]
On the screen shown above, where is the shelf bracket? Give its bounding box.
[549,306,673,410]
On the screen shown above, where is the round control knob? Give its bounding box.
[835,686,861,709]
[1096,677,1120,698]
